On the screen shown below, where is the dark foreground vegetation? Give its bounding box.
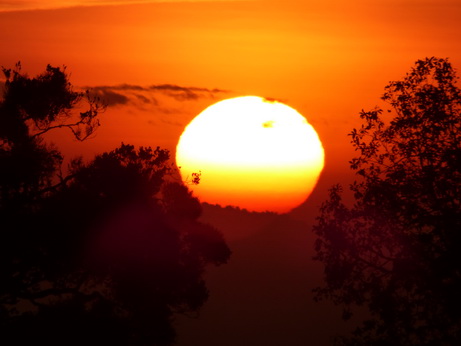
[0,63,230,345]
[313,57,461,345]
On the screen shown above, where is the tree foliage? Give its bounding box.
[313,57,461,345]
[0,64,230,345]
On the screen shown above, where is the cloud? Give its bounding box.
[0,0,250,12]
[149,84,229,101]
[85,83,228,109]
[263,97,287,104]
[83,83,230,129]
[134,93,152,104]
[89,87,130,107]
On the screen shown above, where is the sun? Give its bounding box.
[176,96,324,213]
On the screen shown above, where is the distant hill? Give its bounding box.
[176,201,355,346]
[200,202,279,242]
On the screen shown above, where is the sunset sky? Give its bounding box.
[2,0,461,344]
[2,0,460,173]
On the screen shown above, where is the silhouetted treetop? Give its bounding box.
[0,63,105,209]
[313,57,461,345]
[0,63,230,346]
[1,62,103,144]
[73,144,171,203]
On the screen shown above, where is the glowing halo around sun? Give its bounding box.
[176,96,324,213]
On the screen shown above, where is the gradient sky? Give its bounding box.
[1,0,460,175]
[1,0,460,344]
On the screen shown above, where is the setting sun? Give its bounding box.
[176,96,324,213]
[4,0,460,343]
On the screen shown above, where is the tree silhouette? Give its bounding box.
[313,57,461,345]
[0,63,102,209]
[0,64,230,345]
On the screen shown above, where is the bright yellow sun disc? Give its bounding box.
[176,96,324,213]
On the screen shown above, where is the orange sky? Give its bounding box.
[2,1,461,344]
[1,0,460,203]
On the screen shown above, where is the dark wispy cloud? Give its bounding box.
[84,83,229,109]
[89,86,130,107]
[149,84,229,101]
[263,96,287,104]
